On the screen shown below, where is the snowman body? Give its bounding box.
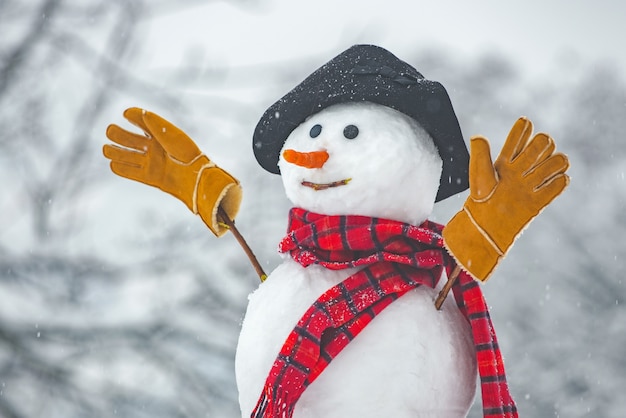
[235,102,477,417]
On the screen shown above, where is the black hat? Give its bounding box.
[252,44,469,202]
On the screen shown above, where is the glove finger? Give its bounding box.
[109,161,151,185]
[514,132,555,169]
[533,173,570,206]
[496,117,533,165]
[123,107,152,136]
[468,136,497,200]
[142,111,202,163]
[103,144,146,167]
[106,124,149,152]
[527,152,570,185]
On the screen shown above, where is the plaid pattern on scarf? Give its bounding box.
[252,208,518,418]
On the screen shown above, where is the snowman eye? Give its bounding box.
[343,124,359,140]
[309,124,322,138]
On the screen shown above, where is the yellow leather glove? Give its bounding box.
[103,108,242,237]
[443,117,570,281]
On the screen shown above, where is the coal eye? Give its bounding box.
[309,124,322,138]
[343,124,359,140]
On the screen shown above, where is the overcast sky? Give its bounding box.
[145,0,625,80]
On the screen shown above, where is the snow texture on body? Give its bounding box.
[235,102,477,417]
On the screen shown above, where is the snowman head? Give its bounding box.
[253,45,469,203]
[278,102,442,225]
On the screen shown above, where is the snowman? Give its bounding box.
[104,45,570,418]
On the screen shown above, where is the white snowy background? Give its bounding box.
[1,0,625,417]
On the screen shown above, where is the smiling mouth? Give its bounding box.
[301,178,352,191]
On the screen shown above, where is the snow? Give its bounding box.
[1,1,626,417]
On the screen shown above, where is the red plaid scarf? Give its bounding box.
[252,208,518,418]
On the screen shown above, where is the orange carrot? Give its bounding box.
[283,149,329,169]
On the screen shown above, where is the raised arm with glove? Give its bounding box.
[443,116,570,282]
[103,107,242,237]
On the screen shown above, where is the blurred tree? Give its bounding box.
[0,1,266,417]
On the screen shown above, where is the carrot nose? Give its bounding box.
[283,149,329,169]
